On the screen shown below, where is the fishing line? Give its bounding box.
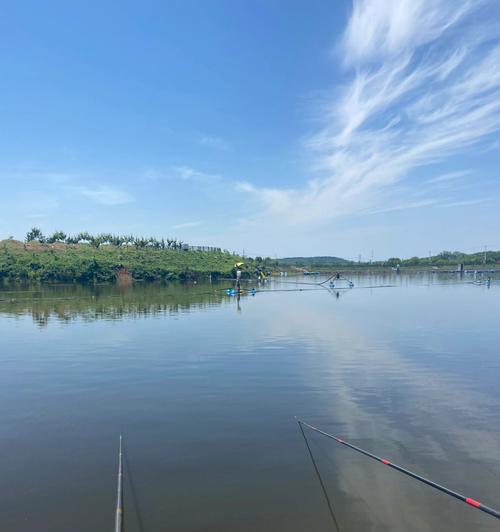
[298,419,342,532]
[318,274,338,286]
[296,420,500,521]
[271,274,340,287]
[325,284,397,290]
[270,274,391,290]
[271,280,330,286]
[309,428,385,527]
[255,288,326,293]
[124,448,146,532]
[354,285,397,289]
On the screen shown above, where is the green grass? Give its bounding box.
[0,240,243,283]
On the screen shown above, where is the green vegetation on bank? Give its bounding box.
[277,250,500,270]
[0,227,250,283]
[0,239,243,283]
[378,250,500,269]
[276,256,351,267]
[0,228,281,284]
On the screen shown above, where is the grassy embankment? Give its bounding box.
[0,240,243,283]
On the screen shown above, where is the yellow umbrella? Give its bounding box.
[235,262,244,267]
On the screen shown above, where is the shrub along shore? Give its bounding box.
[0,239,245,283]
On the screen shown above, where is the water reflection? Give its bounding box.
[0,282,240,325]
[0,271,495,325]
[255,277,500,531]
[0,274,499,531]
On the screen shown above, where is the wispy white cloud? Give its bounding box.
[140,165,227,184]
[174,165,222,183]
[73,185,133,205]
[428,170,472,183]
[367,199,437,215]
[342,0,477,64]
[199,135,231,151]
[440,197,491,208]
[239,0,500,225]
[172,221,203,229]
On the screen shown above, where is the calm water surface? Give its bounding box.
[1,274,499,531]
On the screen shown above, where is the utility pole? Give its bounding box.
[370,249,374,264]
[484,245,487,264]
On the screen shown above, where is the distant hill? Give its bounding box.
[277,250,500,270]
[277,256,352,267]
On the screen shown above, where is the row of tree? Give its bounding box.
[25,227,188,250]
[384,250,500,267]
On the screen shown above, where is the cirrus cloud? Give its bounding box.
[73,185,134,205]
[239,0,500,225]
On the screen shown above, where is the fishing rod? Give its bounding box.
[273,283,396,291]
[296,419,500,521]
[255,287,325,293]
[298,419,342,531]
[115,435,124,532]
[347,284,396,289]
[271,274,338,287]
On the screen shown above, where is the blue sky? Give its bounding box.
[1,0,500,259]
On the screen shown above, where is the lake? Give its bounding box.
[0,274,499,531]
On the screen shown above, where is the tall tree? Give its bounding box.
[25,227,45,243]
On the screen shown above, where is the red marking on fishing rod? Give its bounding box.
[466,498,481,508]
[296,418,500,521]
